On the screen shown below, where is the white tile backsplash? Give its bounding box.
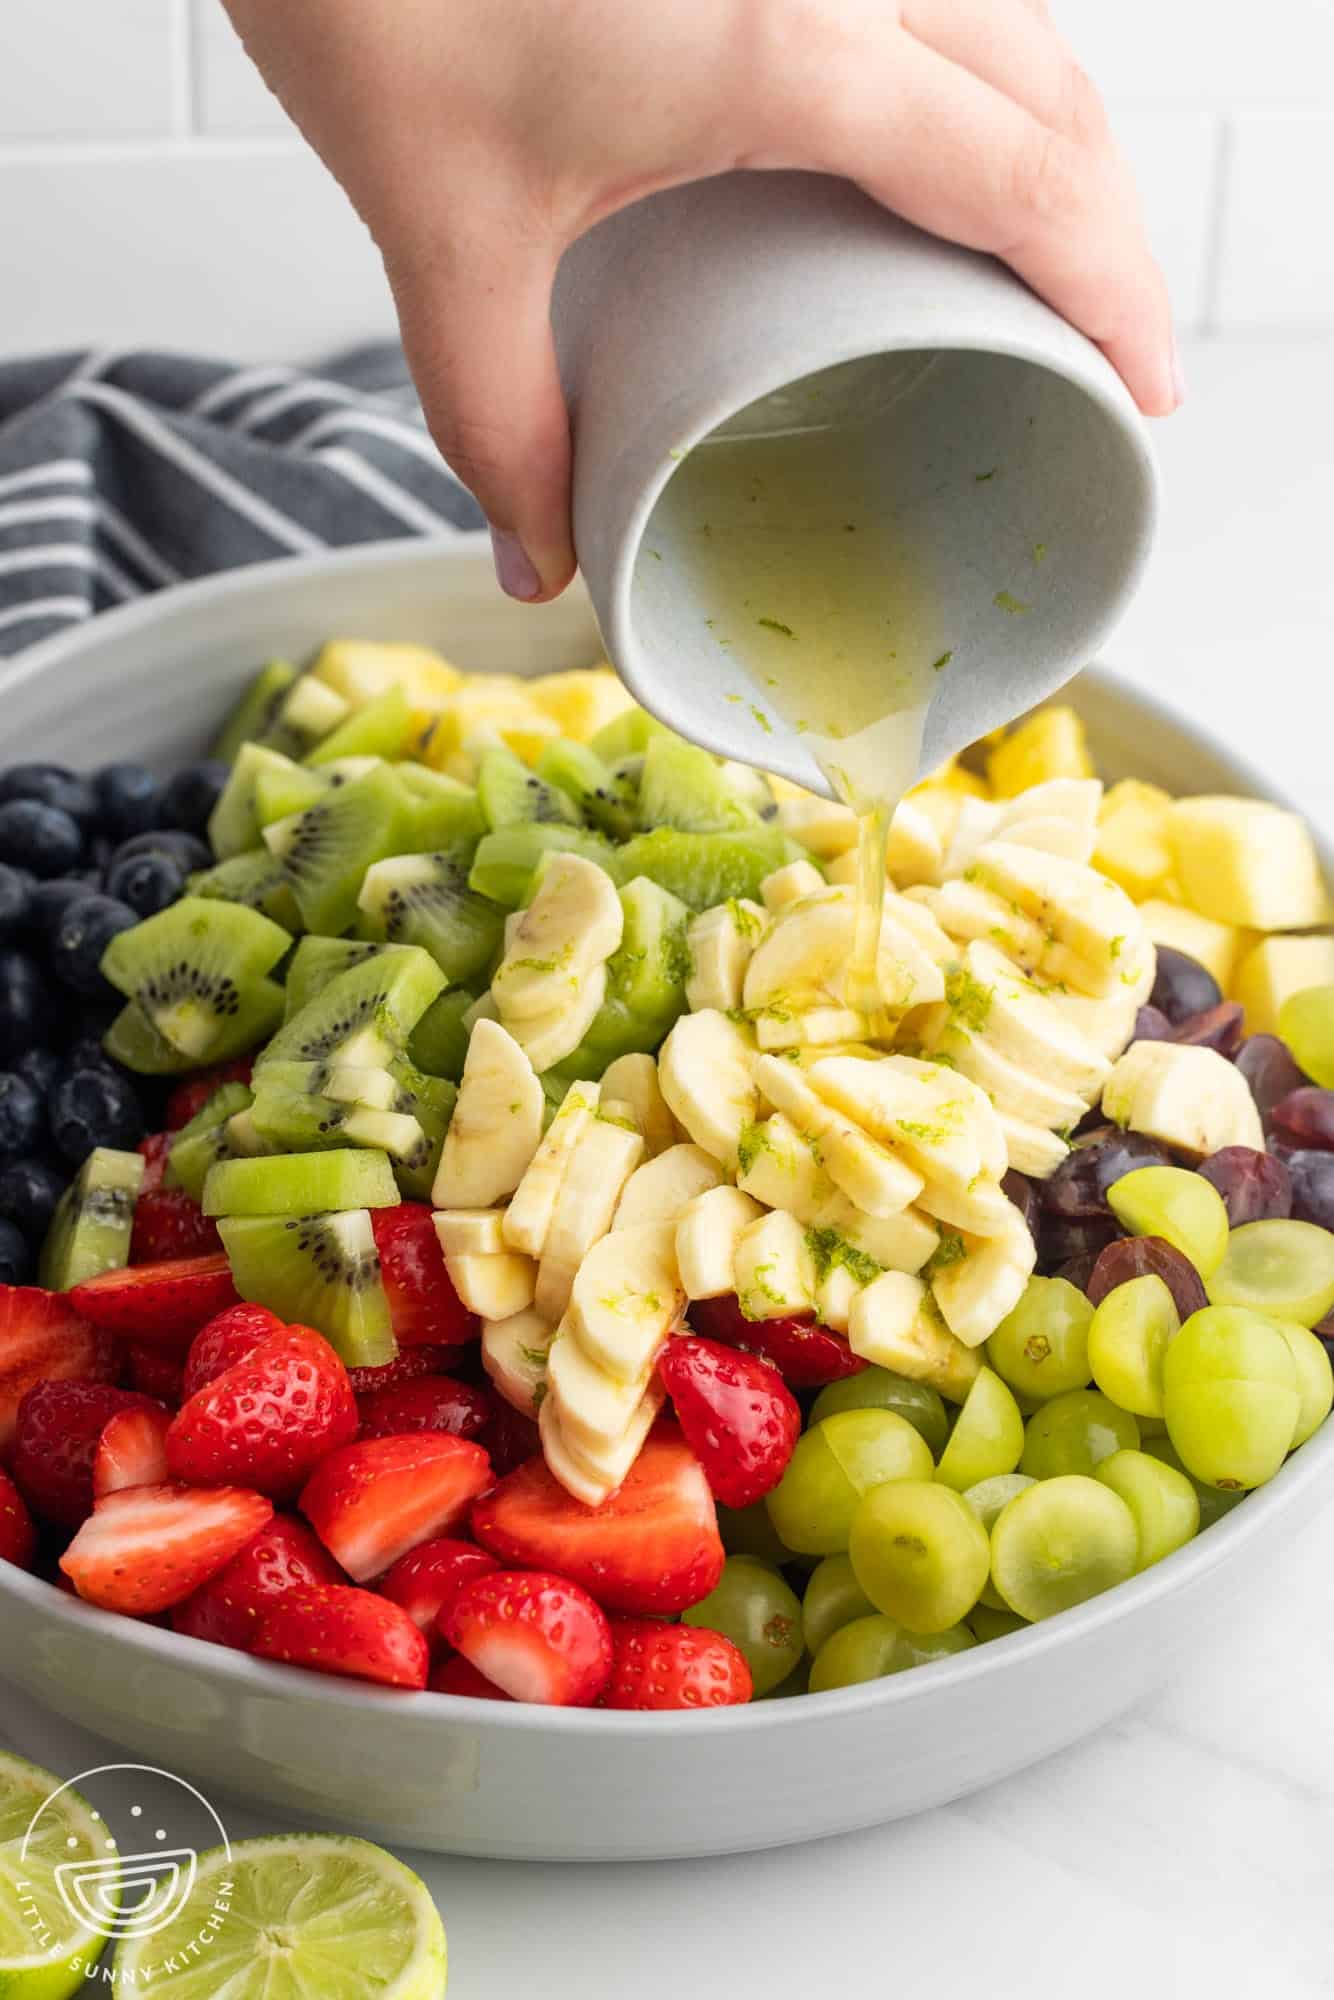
[0,3,1327,358]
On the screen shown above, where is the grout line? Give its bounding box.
[1197,113,1234,338]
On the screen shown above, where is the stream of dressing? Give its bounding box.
[660,421,948,1031]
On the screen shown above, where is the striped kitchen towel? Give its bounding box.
[0,344,485,659]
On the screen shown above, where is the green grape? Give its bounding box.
[1019,1389,1139,1480]
[1206,1219,1334,1327]
[1278,984,1334,1089]
[1162,1305,1299,1489]
[934,1366,1025,1490]
[962,1471,1036,1609]
[682,1556,804,1695]
[849,1480,990,1633]
[1273,1319,1334,1446]
[807,1613,973,1691]
[765,1408,933,1554]
[811,1366,949,1457]
[1141,1434,1246,1528]
[757,1656,811,1700]
[801,1554,876,1658]
[990,1474,1138,1621]
[1094,1447,1199,1570]
[1106,1165,1229,1278]
[968,1603,1028,1643]
[718,1499,793,1565]
[1137,1413,1170,1439]
[987,1276,1093,1401]
[1087,1273,1180,1418]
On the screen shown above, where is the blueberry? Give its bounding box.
[15,1047,60,1097]
[0,950,49,1060]
[51,895,137,997]
[63,1035,118,1075]
[104,848,185,918]
[0,764,98,829]
[95,762,161,841]
[25,877,96,945]
[0,800,83,879]
[112,830,212,875]
[0,1157,65,1237]
[158,761,229,838]
[0,1217,31,1284]
[50,1066,144,1162]
[0,1072,44,1161]
[0,865,31,940]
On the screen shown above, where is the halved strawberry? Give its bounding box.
[0,1286,115,1452]
[0,1464,35,1570]
[378,1537,497,1636]
[600,1619,752,1710]
[471,1424,724,1616]
[370,1204,477,1348]
[689,1295,865,1388]
[12,1382,163,1528]
[356,1374,493,1445]
[60,1482,274,1614]
[181,1304,284,1401]
[173,1514,344,1651]
[70,1255,238,1347]
[346,1343,467,1397]
[130,1188,221,1265]
[300,1434,492,1583]
[429,1653,513,1700]
[485,1401,542,1479]
[442,1570,612,1706]
[137,1131,171,1194]
[125,1341,185,1406]
[92,1403,172,1498]
[167,1326,358,1498]
[657,1336,800,1507]
[165,1060,254,1133]
[252,1583,429,1689]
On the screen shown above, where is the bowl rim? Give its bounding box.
[3,536,1330,1739]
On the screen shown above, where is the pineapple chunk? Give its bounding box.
[1138,898,1250,991]
[1234,933,1334,1035]
[986,707,1094,798]
[526,667,634,740]
[309,640,462,720]
[1166,797,1330,931]
[1093,779,1174,901]
[422,682,561,769]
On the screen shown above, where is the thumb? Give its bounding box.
[384,225,575,602]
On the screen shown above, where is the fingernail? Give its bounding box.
[1170,333,1186,409]
[490,527,542,602]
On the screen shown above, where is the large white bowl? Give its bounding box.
[1,540,1329,1862]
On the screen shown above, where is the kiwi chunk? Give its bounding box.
[103,1002,198,1074]
[386,1059,457,1199]
[252,757,387,830]
[250,1085,430,1173]
[262,945,445,1069]
[40,1147,145,1290]
[281,938,388,1020]
[203,1149,400,1217]
[389,765,486,852]
[259,1060,400,1110]
[258,676,351,760]
[615,826,802,911]
[263,763,404,935]
[306,684,411,766]
[636,735,760,834]
[208,744,303,859]
[407,988,475,1082]
[356,851,503,986]
[476,746,583,831]
[219,1209,394,1366]
[468,825,620,908]
[212,660,297,764]
[189,851,303,931]
[553,876,691,1079]
[536,739,636,840]
[102,898,290,1061]
[588,706,670,762]
[165,1082,255,1203]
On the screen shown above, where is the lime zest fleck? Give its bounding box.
[932,651,954,672]
[750,705,774,735]
[756,617,795,638]
[805,1225,883,1288]
[994,589,1032,615]
[924,1229,967,1277]
[975,468,997,482]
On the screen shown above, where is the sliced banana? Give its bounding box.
[929,1209,1035,1348]
[481,1307,553,1416]
[808,1194,940,1276]
[760,861,827,912]
[815,1262,861,1333]
[676,1185,765,1300]
[434,1208,508,1256]
[1102,1040,1263,1157]
[848,1272,982,1403]
[744,892,942,1024]
[506,960,609,1073]
[547,1318,661,1457]
[685,898,767,1012]
[753,1004,868,1051]
[658,1009,759,1172]
[999,1115,1071,1180]
[808,1054,1005,1198]
[432,1018,544,1208]
[492,852,623,1020]
[567,1220,685,1384]
[934,941,1113,1099]
[539,1382,664,1507]
[943,778,1102,877]
[502,1079,601,1257]
[754,1054,923,1217]
[926,1012,1089,1132]
[884,800,945,888]
[613,1143,724,1230]
[737,1111,837,1217]
[537,1113,646,1317]
[966,840,1145,997]
[441,1248,538,1320]
[776,794,859,858]
[599,1052,683,1156]
[733,1209,816,1320]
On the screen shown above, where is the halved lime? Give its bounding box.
[114,1833,446,1997]
[0,1748,116,1998]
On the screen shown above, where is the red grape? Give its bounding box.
[1285,1150,1334,1231]
[1086,1235,1208,1320]
[1171,1002,1244,1056]
[1269,1087,1334,1152]
[1040,1131,1170,1219]
[1002,1169,1039,1239]
[1054,1252,1102,1295]
[1235,1035,1310,1128]
[1133,1005,1174,1042]
[1197,1146,1292,1226]
[1038,1214,1120,1267]
[1150,947,1222,1024]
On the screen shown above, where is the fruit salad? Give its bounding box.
[0,643,1330,1710]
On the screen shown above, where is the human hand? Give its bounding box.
[223,0,1179,602]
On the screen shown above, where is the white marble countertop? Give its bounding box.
[5,336,1334,2000]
